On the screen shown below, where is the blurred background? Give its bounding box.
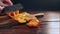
[11,0,60,11]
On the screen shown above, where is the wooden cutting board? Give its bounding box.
[0,11,59,34]
[0,16,19,27]
[0,16,47,34]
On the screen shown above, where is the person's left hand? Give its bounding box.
[0,0,13,12]
[0,0,13,6]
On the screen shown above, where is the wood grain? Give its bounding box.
[0,11,59,34]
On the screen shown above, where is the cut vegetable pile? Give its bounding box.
[6,10,41,27]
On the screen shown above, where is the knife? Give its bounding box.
[0,4,23,16]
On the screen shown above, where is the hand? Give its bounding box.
[0,0,13,6]
[0,0,13,11]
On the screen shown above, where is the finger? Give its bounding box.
[0,6,4,10]
[0,2,8,6]
[4,0,13,6]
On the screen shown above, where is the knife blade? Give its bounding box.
[0,4,23,16]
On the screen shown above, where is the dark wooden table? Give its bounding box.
[0,11,59,34]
